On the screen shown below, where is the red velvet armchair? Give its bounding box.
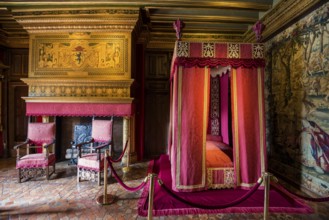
[76,117,113,185]
[14,122,56,183]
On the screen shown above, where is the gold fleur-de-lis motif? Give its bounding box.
[253,44,264,58]
[203,43,215,57]
[228,43,240,58]
[177,41,189,57]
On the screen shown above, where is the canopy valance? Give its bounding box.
[171,41,265,78]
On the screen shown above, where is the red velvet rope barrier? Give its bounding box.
[106,157,148,192]
[271,181,329,202]
[157,177,263,209]
[108,140,129,163]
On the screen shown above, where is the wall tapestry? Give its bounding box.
[265,2,329,196]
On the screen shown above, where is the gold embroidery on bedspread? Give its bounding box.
[207,167,235,189]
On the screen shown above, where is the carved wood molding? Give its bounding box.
[147,33,246,49]
[21,78,133,98]
[0,38,29,48]
[182,34,243,42]
[12,8,141,33]
[244,0,324,42]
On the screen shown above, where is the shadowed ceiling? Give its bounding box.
[0,0,276,48]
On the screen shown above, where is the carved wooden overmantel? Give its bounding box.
[12,7,141,163]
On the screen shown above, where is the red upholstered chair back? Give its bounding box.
[91,119,113,143]
[27,122,56,145]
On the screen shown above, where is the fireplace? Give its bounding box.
[13,7,142,164]
[21,77,137,163]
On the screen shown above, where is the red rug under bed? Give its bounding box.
[138,154,313,217]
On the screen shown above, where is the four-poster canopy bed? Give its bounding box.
[168,41,267,192]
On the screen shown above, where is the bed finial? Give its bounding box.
[173,18,184,40]
[252,20,265,42]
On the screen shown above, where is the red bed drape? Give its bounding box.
[170,66,209,192]
[169,41,266,191]
[231,67,267,188]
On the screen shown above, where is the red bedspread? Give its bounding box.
[206,141,233,168]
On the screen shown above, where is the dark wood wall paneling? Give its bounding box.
[144,51,172,159]
[4,49,29,157]
[134,44,145,161]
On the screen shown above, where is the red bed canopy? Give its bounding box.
[169,41,267,192]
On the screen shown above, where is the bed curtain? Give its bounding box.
[169,41,267,192]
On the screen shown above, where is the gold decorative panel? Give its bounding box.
[29,32,131,79]
[21,78,133,100]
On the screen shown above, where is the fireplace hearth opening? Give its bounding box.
[54,116,123,162]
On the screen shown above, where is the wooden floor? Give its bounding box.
[0,157,328,220]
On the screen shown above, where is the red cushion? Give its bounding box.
[16,153,56,169]
[77,153,104,171]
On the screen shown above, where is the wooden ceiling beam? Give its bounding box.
[0,1,272,11]
[151,30,245,36]
[149,14,257,24]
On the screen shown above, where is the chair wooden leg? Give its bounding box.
[46,166,49,180]
[98,171,101,186]
[77,167,80,183]
[18,169,21,183]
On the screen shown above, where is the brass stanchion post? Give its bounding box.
[147,173,157,220]
[96,150,116,205]
[263,172,272,220]
[122,141,131,173]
